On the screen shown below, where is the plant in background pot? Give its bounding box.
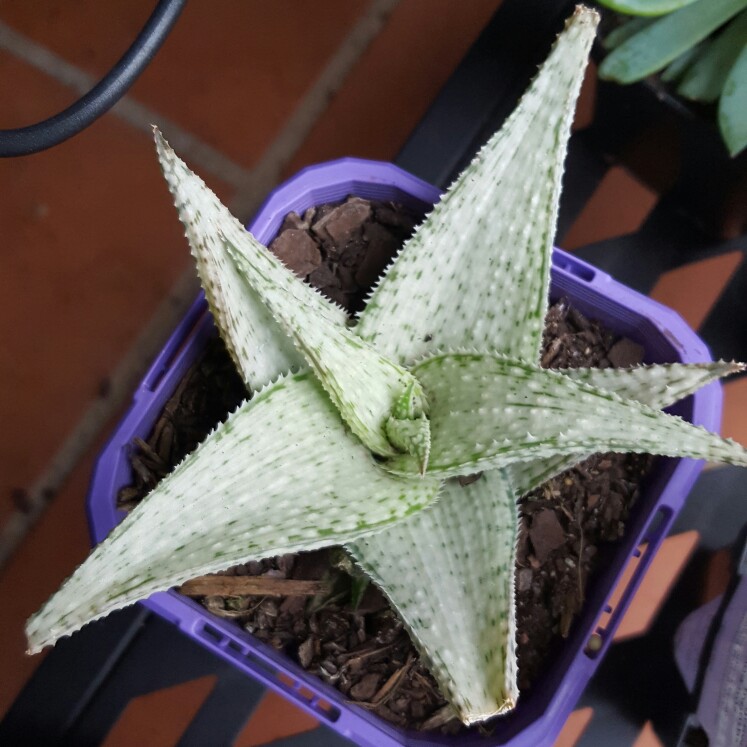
[596,0,747,156]
[26,5,747,739]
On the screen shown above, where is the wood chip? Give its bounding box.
[179,575,331,597]
[269,229,322,278]
[528,509,566,563]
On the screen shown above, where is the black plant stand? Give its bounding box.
[3,1,745,744]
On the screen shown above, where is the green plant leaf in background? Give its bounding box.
[677,10,747,101]
[719,41,747,155]
[660,42,706,83]
[599,0,747,83]
[596,0,699,18]
[602,16,655,50]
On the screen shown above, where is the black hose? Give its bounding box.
[0,0,187,157]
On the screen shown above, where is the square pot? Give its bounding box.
[86,158,722,747]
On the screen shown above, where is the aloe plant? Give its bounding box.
[598,0,747,156]
[26,6,747,725]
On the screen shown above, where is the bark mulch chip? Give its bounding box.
[118,196,653,733]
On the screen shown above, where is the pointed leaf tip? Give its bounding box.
[356,4,598,366]
[26,374,441,653]
[389,353,747,478]
[154,130,304,391]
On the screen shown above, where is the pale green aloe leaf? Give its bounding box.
[599,0,747,84]
[561,360,743,403]
[155,129,306,391]
[26,373,440,654]
[677,11,747,102]
[719,42,747,156]
[224,235,429,461]
[348,470,519,724]
[344,10,598,718]
[385,353,747,477]
[597,0,699,17]
[509,361,744,494]
[355,6,598,366]
[156,131,427,461]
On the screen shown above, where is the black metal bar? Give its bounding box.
[698,258,747,363]
[176,670,266,747]
[59,615,263,746]
[576,465,747,746]
[395,0,577,187]
[0,606,150,745]
[556,132,610,242]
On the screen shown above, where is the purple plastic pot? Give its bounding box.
[87,159,722,747]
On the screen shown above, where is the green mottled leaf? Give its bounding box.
[597,0,699,17]
[155,130,305,390]
[604,17,656,50]
[678,11,747,102]
[349,470,518,723]
[355,6,597,365]
[509,361,743,494]
[661,43,705,82]
[719,42,747,155]
[386,353,747,477]
[599,0,747,83]
[26,373,440,654]
[156,132,428,460]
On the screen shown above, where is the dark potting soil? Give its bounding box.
[118,196,652,733]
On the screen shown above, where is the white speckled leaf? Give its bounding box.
[222,230,428,459]
[156,130,427,458]
[355,7,598,366]
[26,373,440,654]
[155,130,306,390]
[509,361,744,494]
[386,353,747,477]
[349,470,519,724]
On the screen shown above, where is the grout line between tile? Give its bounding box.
[0,20,250,188]
[228,0,402,219]
[0,268,201,570]
[0,0,400,568]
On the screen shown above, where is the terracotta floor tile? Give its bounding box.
[101,675,216,747]
[701,547,732,604]
[633,721,665,747]
[284,0,503,175]
[0,447,94,718]
[649,252,743,332]
[0,56,231,535]
[562,166,658,251]
[614,531,699,642]
[722,376,747,445]
[233,691,318,747]
[553,707,593,747]
[572,60,597,133]
[0,0,368,170]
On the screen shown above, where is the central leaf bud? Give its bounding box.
[385,380,431,475]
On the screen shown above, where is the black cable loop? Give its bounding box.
[0,0,186,157]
